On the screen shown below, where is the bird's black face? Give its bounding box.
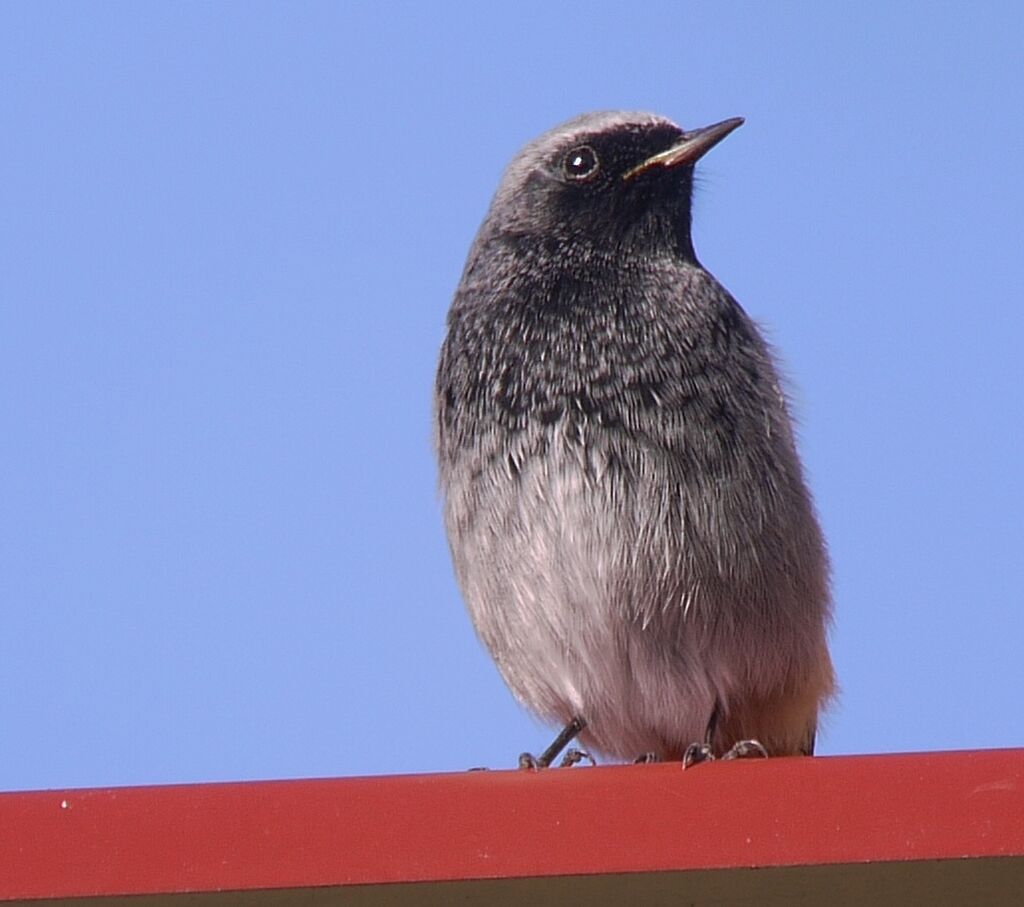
[555,122,687,188]
[536,121,693,244]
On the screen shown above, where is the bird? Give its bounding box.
[434,111,834,767]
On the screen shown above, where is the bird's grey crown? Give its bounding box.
[524,109,679,154]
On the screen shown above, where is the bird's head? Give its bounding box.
[480,111,743,263]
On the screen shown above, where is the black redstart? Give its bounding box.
[435,112,834,766]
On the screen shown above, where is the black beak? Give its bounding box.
[623,117,744,181]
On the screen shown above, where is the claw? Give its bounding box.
[682,742,716,768]
[559,748,596,767]
[518,752,541,771]
[722,739,769,760]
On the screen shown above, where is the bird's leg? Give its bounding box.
[682,702,720,768]
[801,728,817,757]
[634,752,660,764]
[518,716,587,770]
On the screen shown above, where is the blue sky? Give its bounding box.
[2,2,1021,791]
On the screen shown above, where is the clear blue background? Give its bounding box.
[2,2,1021,792]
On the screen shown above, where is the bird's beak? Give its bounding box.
[623,117,745,181]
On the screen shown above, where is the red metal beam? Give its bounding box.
[2,749,1022,902]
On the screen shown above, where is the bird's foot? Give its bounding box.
[517,716,588,770]
[518,752,542,771]
[518,715,587,770]
[559,748,596,768]
[722,739,769,760]
[634,752,660,764]
[682,742,716,769]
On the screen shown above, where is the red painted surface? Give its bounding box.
[2,749,1022,901]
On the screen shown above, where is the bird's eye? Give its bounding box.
[563,145,599,181]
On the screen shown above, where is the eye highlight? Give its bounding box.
[563,145,599,181]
